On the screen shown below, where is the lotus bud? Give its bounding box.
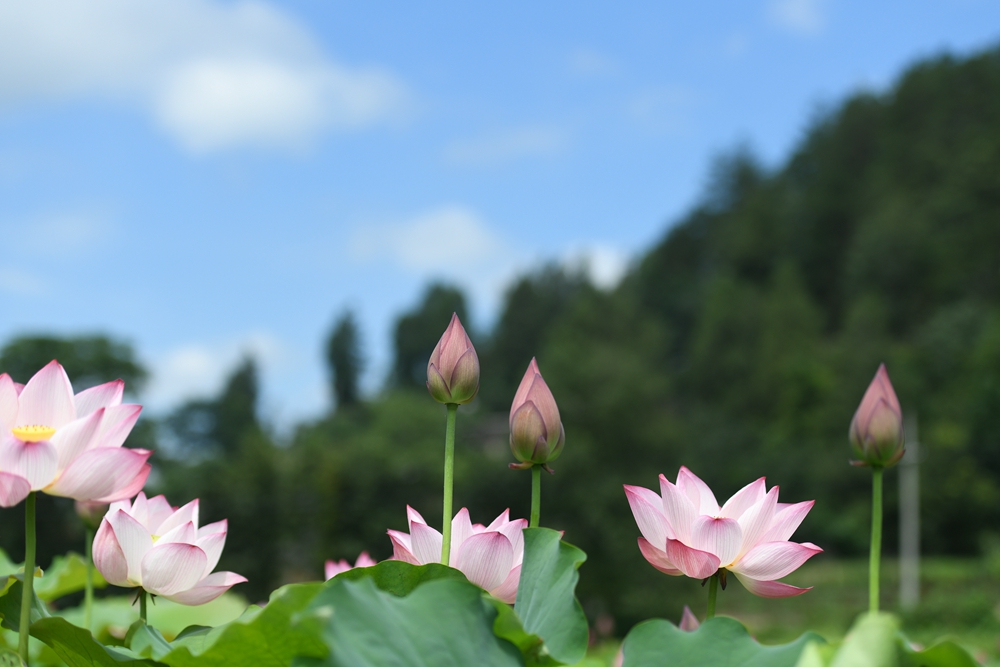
[849,364,905,468]
[426,313,480,405]
[679,605,700,632]
[508,358,564,471]
[75,500,109,531]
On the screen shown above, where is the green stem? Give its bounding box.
[530,465,541,528]
[869,466,883,613]
[706,573,719,619]
[441,403,458,565]
[19,492,36,664]
[139,590,147,623]
[84,527,94,631]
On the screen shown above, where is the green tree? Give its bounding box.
[392,283,469,389]
[326,310,364,410]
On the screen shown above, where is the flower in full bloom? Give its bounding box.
[388,506,526,603]
[624,467,821,598]
[0,361,151,508]
[93,492,246,604]
[325,552,376,580]
[508,358,564,470]
[849,364,905,468]
[426,313,480,405]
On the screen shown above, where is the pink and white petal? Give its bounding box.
[388,530,419,564]
[164,571,247,606]
[498,518,528,566]
[17,361,76,429]
[484,509,511,532]
[665,539,720,580]
[734,572,813,598]
[129,492,150,528]
[679,605,700,632]
[50,409,104,471]
[355,552,376,568]
[196,526,227,576]
[141,543,207,596]
[760,501,815,544]
[157,521,197,545]
[93,463,150,504]
[13,383,24,395]
[75,380,124,417]
[0,472,31,508]
[45,447,151,502]
[659,475,697,544]
[92,518,131,587]
[490,564,521,604]
[691,516,742,566]
[625,485,672,548]
[157,499,200,536]
[145,495,176,533]
[637,537,682,576]
[676,467,719,515]
[736,487,779,557]
[93,405,141,450]
[0,374,19,431]
[719,477,767,520]
[410,521,443,565]
[0,439,58,490]
[456,532,515,593]
[107,509,153,584]
[450,508,475,567]
[406,505,428,528]
[731,541,822,581]
[198,520,227,539]
[325,560,349,580]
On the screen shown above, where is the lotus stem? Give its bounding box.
[441,403,458,565]
[139,590,147,623]
[84,527,94,631]
[18,492,37,663]
[869,466,883,613]
[706,572,719,619]
[530,465,541,528]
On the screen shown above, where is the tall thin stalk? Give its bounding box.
[441,403,458,564]
[530,465,541,528]
[19,492,37,664]
[869,467,884,613]
[139,590,147,623]
[706,573,719,619]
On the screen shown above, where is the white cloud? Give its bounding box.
[564,244,629,290]
[768,0,826,36]
[0,0,409,153]
[569,49,618,78]
[144,331,287,410]
[444,127,568,167]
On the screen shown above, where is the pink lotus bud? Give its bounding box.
[75,500,109,531]
[849,364,905,468]
[508,358,564,470]
[426,313,480,405]
[679,605,700,632]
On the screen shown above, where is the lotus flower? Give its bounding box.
[426,313,480,405]
[388,506,526,603]
[0,361,151,508]
[679,605,700,632]
[624,467,821,598]
[508,358,564,470]
[850,364,905,468]
[325,552,376,580]
[93,492,246,604]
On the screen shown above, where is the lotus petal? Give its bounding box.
[0,438,58,490]
[637,537,682,576]
[666,539,720,579]
[719,477,766,520]
[108,508,153,585]
[625,484,672,548]
[92,518,130,587]
[157,499,200,536]
[196,522,227,575]
[760,501,815,544]
[0,472,31,508]
[75,381,124,417]
[141,543,207,596]
[46,447,151,501]
[659,475,697,544]
[736,486,779,557]
[456,531,514,592]
[491,564,521,604]
[732,541,822,581]
[677,466,719,515]
[410,520,443,564]
[734,572,813,598]
[16,361,76,429]
[50,409,104,470]
[93,404,142,450]
[92,463,150,504]
[165,571,247,606]
[0,374,19,431]
[388,530,419,564]
[691,515,742,565]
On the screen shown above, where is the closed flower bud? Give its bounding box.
[849,364,905,468]
[426,313,480,405]
[509,358,564,470]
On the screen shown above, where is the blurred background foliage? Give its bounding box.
[2,46,1000,639]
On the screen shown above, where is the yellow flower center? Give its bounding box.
[12,425,56,442]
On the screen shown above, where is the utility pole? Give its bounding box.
[899,413,920,611]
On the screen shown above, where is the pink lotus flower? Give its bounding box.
[426,313,480,405]
[679,605,700,632]
[388,506,526,603]
[325,552,376,580]
[93,492,246,605]
[624,467,821,598]
[508,358,564,470]
[850,364,905,468]
[0,361,151,508]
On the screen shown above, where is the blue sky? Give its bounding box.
[1,0,998,427]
